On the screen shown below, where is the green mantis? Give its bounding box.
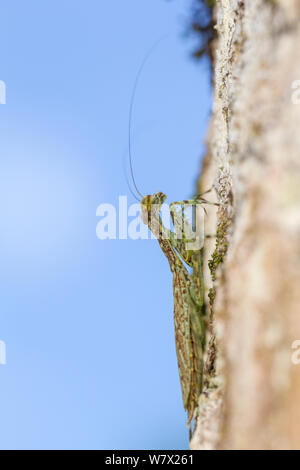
[140,191,214,435]
[127,37,216,436]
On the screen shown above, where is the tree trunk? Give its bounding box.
[191,0,300,450]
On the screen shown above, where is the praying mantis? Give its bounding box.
[140,191,216,436]
[127,37,217,437]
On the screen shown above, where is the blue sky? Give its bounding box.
[0,0,211,449]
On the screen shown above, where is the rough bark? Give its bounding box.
[191,0,300,450]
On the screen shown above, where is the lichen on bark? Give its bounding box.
[191,0,300,450]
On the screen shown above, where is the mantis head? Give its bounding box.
[140,192,167,226]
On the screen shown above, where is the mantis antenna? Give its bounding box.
[122,149,141,202]
[128,34,170,200]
